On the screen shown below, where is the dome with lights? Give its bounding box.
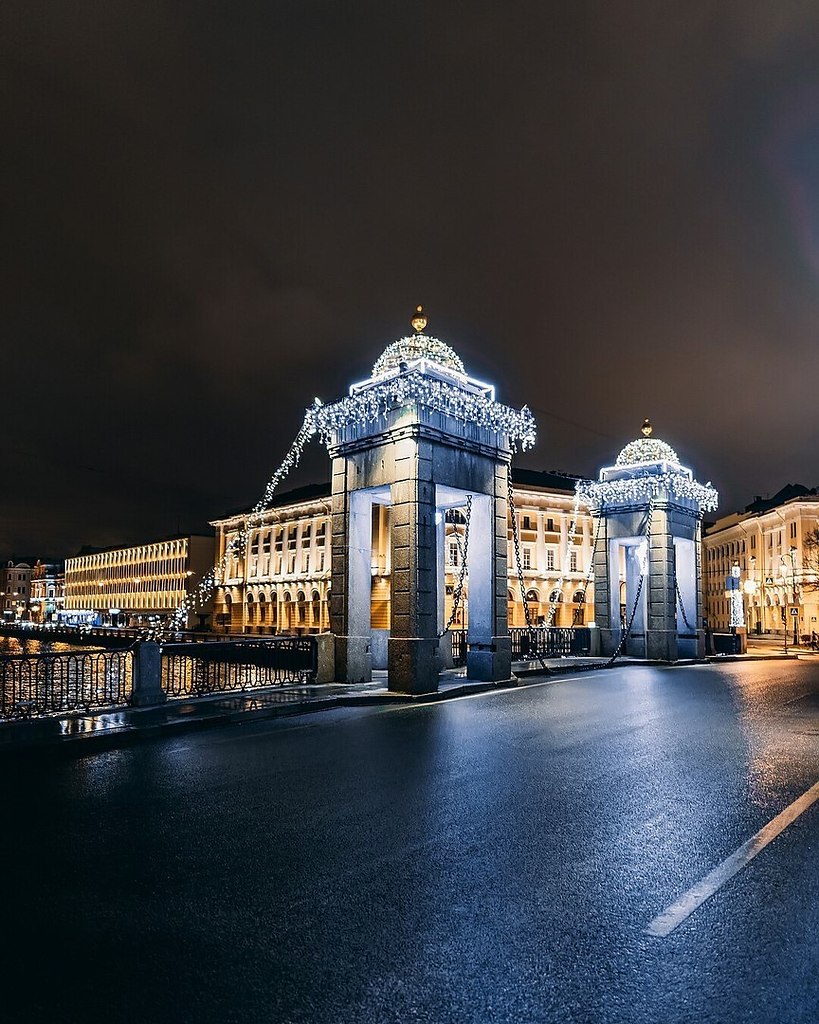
[615,419,679,466]
[371,305,466,379]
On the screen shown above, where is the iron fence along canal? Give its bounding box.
[161,638,316,697]
[0,649,133,719]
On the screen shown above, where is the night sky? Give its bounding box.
[4,2,819,558]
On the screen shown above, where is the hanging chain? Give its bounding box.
[675,578,695,632]
[439,495,472,638]
[571,511,604,627]
[607,501,654,667]
[154,409,318,643]
[508,477,555,671]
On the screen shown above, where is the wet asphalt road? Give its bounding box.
[2,661,819,1024]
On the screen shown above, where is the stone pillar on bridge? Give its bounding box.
[578,420,717,662]
[314,308,536,694]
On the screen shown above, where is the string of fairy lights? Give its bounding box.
[576,471,718,513]
[311,369,536,453]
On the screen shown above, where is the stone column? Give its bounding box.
[388,442,438,693]
[465,465,512,682]
[646,507,678,661]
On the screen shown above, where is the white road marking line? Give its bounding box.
[646,779,819,938]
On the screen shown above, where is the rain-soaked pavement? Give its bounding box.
[2,660,818,1024]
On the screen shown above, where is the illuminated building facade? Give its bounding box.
[29,561,65,623]
[64,535,215,628]
[210,470,595,637]
[0,561,32,620]
[704,485,819,637]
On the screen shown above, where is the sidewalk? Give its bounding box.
[0,658,621,757]
[5,647,815,757]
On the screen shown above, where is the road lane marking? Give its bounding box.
[646,779,819,938]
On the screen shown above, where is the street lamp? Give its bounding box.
[782,546,799,648]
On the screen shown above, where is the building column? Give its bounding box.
[387,442,437,693]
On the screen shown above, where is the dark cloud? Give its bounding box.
[3,1,819,556]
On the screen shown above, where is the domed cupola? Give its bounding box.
[371,305,466,379]
[615,419,680,468]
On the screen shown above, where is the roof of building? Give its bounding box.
[743,484,817,514]
[70,531,215,559]
[614,419,680,467]
[510,467,582,493]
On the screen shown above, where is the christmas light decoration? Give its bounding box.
[577,471,718,513]
[372,334,466,378]
[155,320,535,642]
[313,369,536,452]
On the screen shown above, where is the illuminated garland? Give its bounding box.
[158,408,320,640]
[615,437,679,466]
[312,370,536,451]
[372,335,465,378]
[157,359,535,641]
[577,472,718,513]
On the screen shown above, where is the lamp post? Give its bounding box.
[782,546,799,648]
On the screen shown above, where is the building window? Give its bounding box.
[546,518,554,532]
[522,515,532,531]
[522,548,531,570]
[570,550,578,572]
[449,540,460,567]
[547,550,555,570]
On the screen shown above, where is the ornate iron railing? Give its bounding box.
[450,630,467,666]
[0,650,133,719]
[161,638,316,697]
[510,627,591,659]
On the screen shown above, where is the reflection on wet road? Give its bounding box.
[1,660,818,1024]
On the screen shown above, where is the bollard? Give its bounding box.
[129,641,167,707]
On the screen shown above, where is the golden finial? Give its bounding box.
[641,418,652,437]
[411,304,428,334]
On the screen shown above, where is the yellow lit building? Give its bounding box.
[703,485,819,637]
[63,534,216,628]
[210,470,595,635]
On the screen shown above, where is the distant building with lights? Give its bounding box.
[29,561,65,623]
[703,485,819,636]
[63,534,216,629]
[0,561,33,620]
[210,470,595,636]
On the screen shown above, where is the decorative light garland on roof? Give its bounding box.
[615,436,680,466]
[312,370,536,451]
[372,334,466,378]
[577,471,718,512]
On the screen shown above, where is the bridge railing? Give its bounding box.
[510,627,592,659]
[160,638,317,698]
[0,649,133,719]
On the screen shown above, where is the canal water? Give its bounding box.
[0,636,103,657]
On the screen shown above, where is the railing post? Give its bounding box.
[129,641,166,707]
[313,633,336,684]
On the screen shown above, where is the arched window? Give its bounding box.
[311,590,321,629]
[296,590,307,626]
[573,590,585,604]
[525,589,539,604]
[258,591,267,628]
[549,589,563,603]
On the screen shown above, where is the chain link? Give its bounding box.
[675,578,696,632]
[438,495,472,638]
[571,512,604,627]
[607,501,654,666]
[508,477,554,670]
